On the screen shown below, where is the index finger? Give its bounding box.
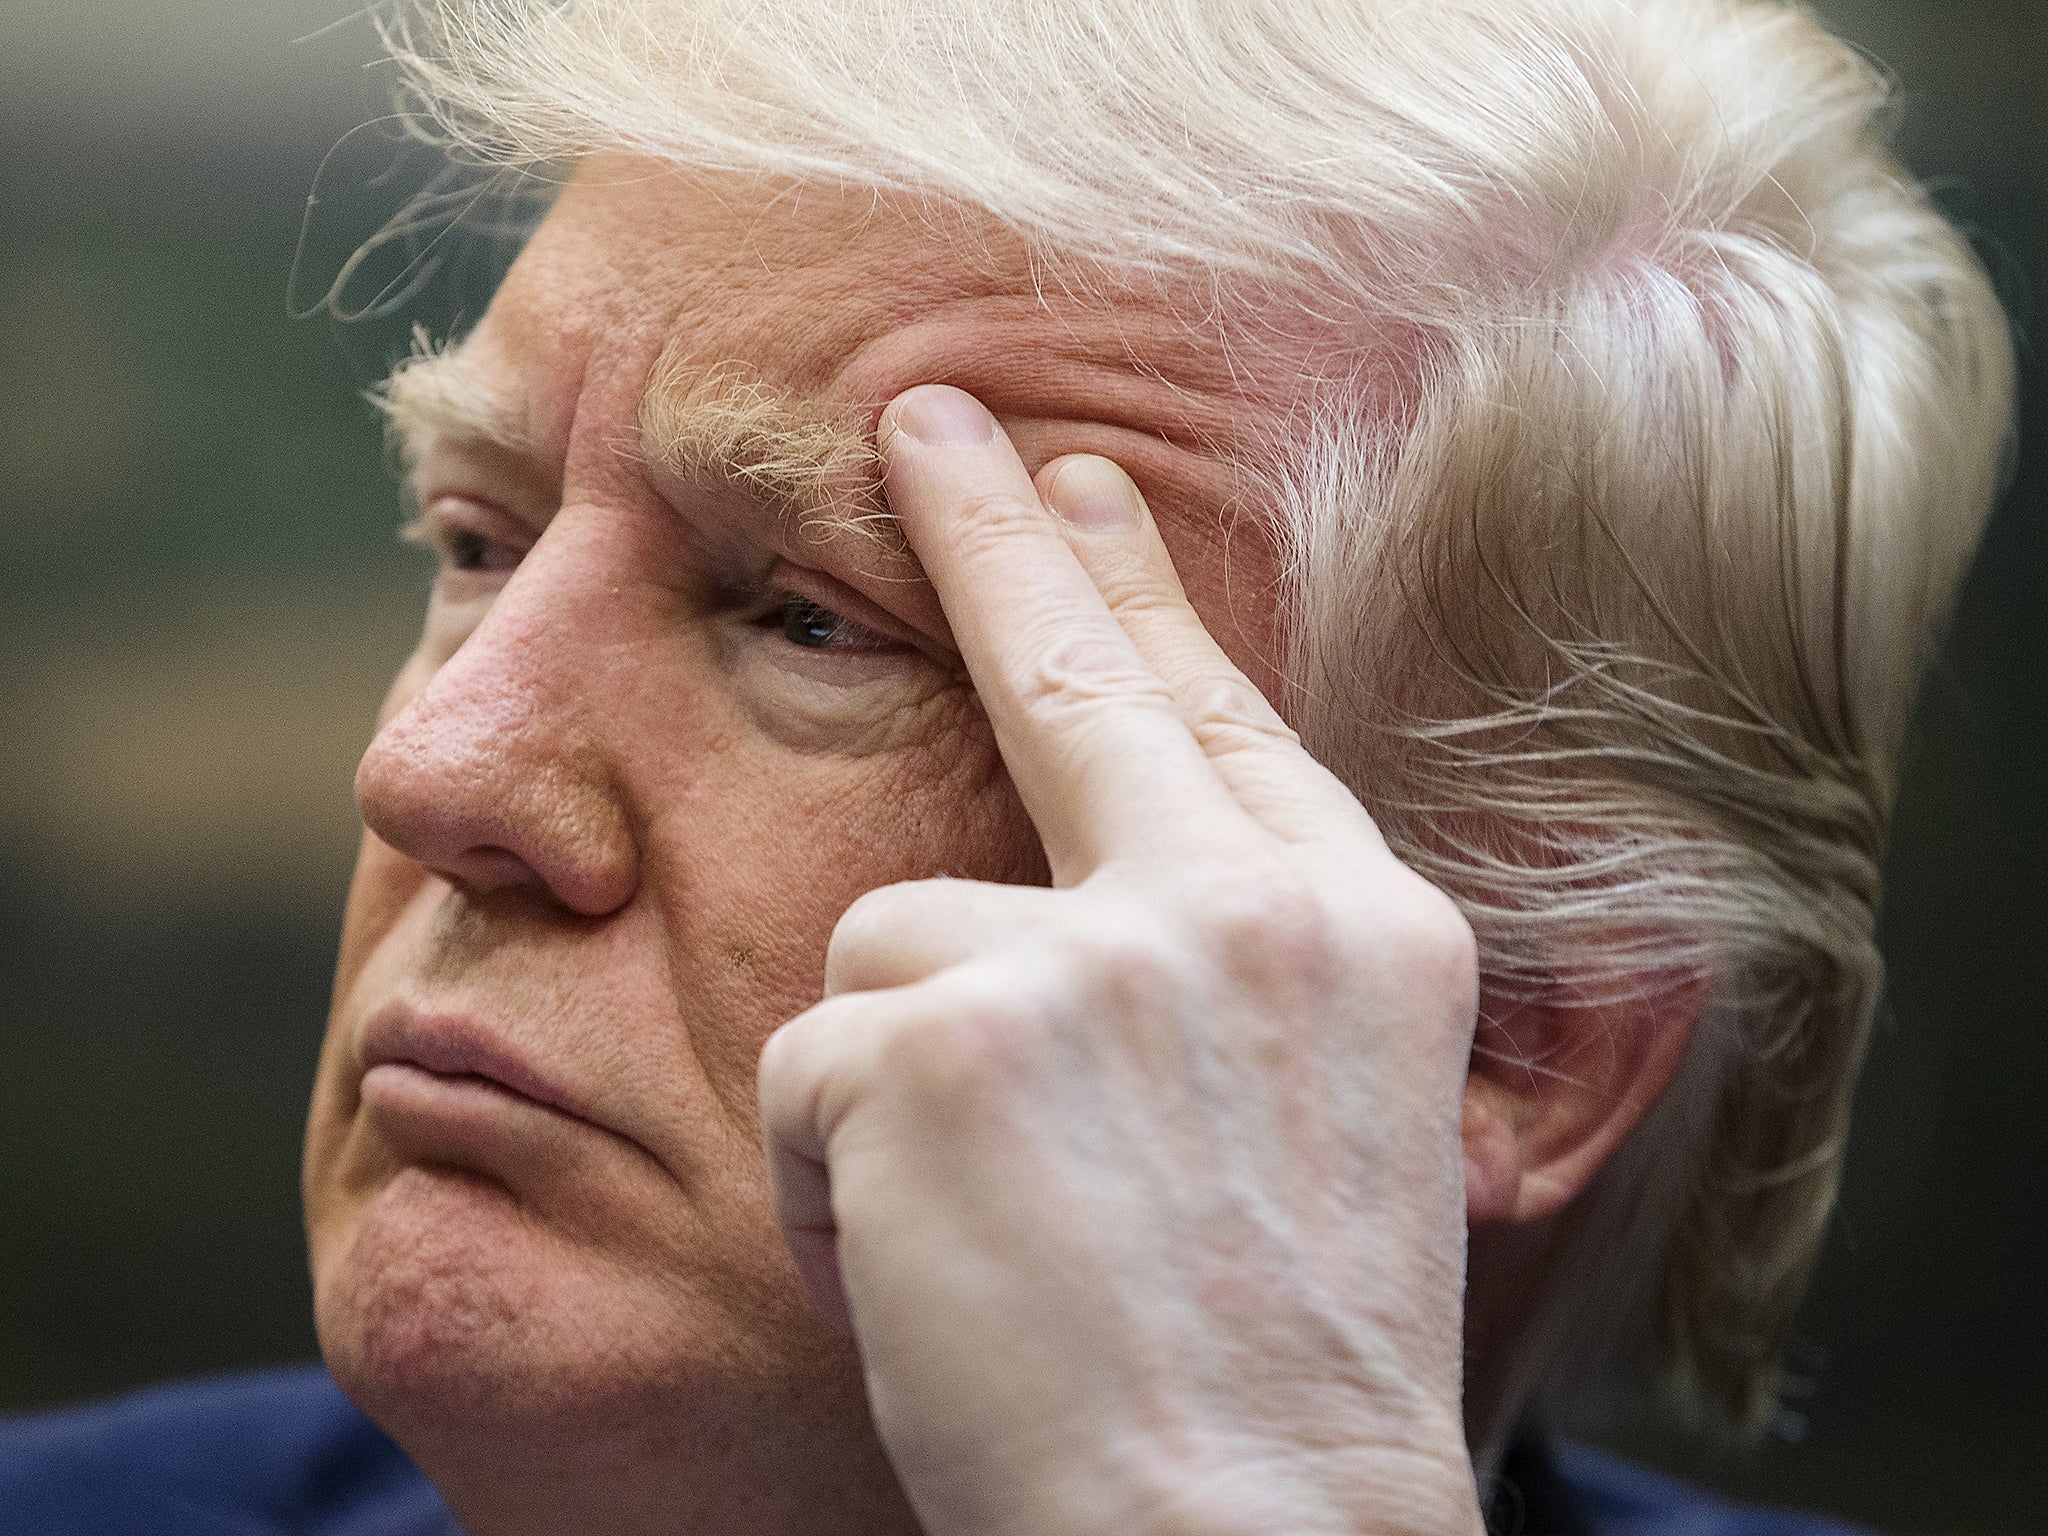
[879,385,1254,883]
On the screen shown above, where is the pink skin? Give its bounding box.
[302,158,1291,1534]
[303,155,1688,1534]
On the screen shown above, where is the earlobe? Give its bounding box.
[1461,972,1709,1227]
[1461,1083,1524,1225]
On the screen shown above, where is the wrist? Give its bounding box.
[1105,1432,1485,1536]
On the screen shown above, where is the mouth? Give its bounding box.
[346,1000,669,1208]
[359,1003,590,1126]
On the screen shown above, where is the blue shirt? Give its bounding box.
[0,1364,1866,1535]
[0,1367,455,1536]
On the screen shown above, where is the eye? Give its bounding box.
[769,593,889,651]
[403,502,526,577]
[434,523,523,574]
[444,527,501,572]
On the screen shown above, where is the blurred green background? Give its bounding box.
[0,2,2041,1530]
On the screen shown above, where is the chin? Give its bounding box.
[318,1167,634,1431]
[312,1160,914,1535]
[313,1162,831,1457]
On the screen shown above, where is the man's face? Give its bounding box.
[303,156,1280,1458]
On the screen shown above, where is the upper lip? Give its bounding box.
[359,1002,590,1124]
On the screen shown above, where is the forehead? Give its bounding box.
[471,154,1271,464]
[443,154,1296,698]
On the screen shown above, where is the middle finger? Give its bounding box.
[879,385,1256,883]
[1034,453,1386,847]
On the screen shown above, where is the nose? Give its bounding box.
[354,526,639,917]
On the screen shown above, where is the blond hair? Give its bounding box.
[370,0,2014,1435]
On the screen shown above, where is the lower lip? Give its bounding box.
[361,1060,591,1149]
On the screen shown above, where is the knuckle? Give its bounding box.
[755,1017,803,1093]
[825,877,982,994]
[1181,674,1298,758]
[874,973,1057,1113]
[1096,579,1190,626]
[1379,878,1481,1011]
[756,999,856,1109]
[943,491,1056,556]
[1189,861,1342,988]
[1187,713,1301,767]
[829,881,913,959]
[1064,907,1186,1001]
[1008,631,1177,722]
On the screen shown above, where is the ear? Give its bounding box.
[1460,969,1710,1226]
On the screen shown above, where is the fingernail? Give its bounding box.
[894,385,997,447]
[1047,456,1142,531]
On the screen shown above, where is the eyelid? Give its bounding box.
[409,493,535,552]
[412,432,558,523]
[762,560,926,651]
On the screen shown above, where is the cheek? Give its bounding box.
[311,646,448,1207]
[333,828,427,995]
[641,703,1044,1121]
[307,828,429,1207]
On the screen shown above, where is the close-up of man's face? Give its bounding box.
[9,2,2039,1534]
[302,157,1287,1470]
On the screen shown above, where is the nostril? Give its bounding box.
[449,844,550,896]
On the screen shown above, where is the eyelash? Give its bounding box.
[756,591,891,653]
[444,528,512,572]
[403,513,522,575]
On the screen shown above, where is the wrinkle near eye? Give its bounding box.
[716,576,967,757]
[724,651,976,759]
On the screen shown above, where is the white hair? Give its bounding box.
[368,0,2014,1436]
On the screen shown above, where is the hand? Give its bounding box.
[758,385,1486,1536]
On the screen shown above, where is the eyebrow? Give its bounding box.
[368,330,533,470]
[637,353,897,552]
[370,336,897,553]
